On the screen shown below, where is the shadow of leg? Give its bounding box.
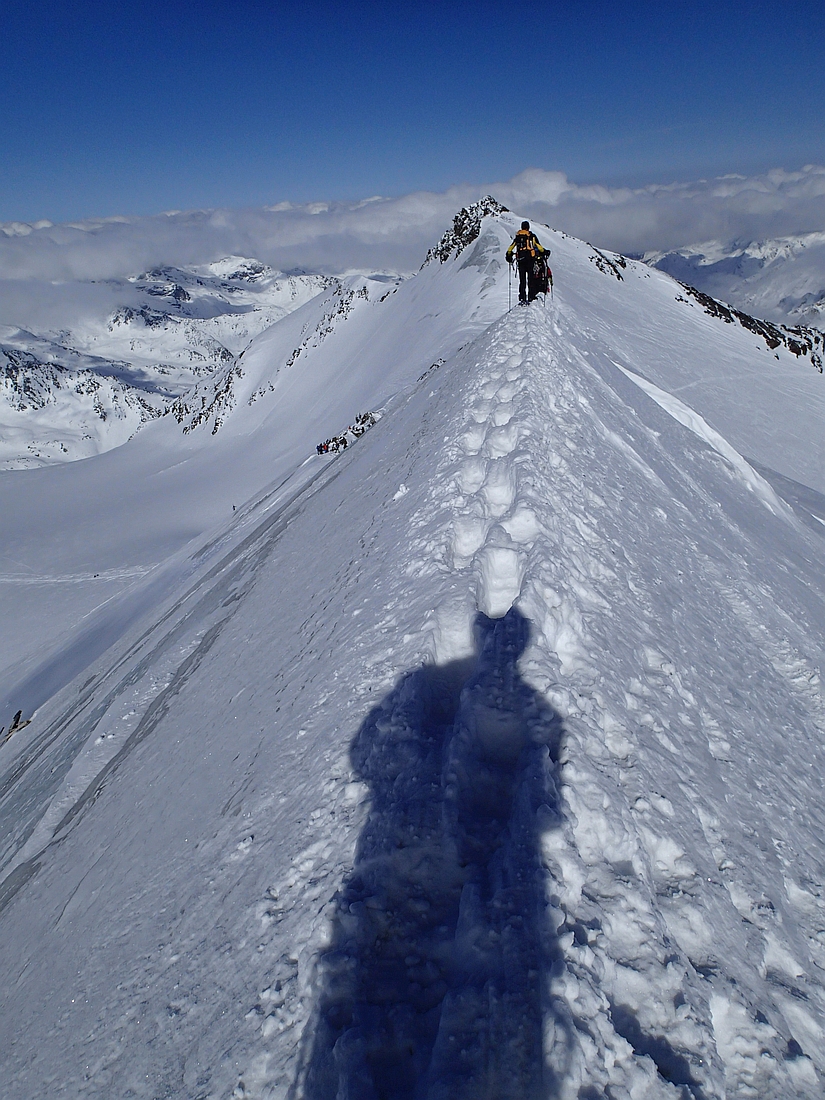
[427,610,564,1099]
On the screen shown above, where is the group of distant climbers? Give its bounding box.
[506,221,553,304]
[316,411,377,455]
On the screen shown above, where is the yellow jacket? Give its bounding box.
[506,228,545,261]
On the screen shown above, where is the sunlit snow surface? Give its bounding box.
[1,214,825,1098]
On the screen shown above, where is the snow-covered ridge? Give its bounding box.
[170,275,391,435]
[1,268,824,1097]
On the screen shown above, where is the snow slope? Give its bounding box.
[1,208,824,1098]
[0,215,504,689]
[645,232,825,329]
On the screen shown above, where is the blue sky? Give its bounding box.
[2,0,824,224]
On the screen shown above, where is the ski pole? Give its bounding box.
[508,261,512,311]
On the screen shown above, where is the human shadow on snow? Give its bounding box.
[296,607,572,1100]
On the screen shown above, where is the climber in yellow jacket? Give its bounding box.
[506,221,547,304]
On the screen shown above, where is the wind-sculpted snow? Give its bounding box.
[0,232,501,685]
[0,213,825,1098]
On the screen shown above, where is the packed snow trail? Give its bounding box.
[1,227,825,1098]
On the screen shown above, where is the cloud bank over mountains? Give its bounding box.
[2,165,825,283]
[503,164,825,254]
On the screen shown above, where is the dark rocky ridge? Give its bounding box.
[423,197,510,266]
[677,283,824,373]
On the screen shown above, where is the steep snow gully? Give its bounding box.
[1,209,825,1099]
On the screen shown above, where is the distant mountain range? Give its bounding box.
[0,258,329,467]
[642,231,825,328]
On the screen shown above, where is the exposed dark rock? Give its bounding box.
[423,197,510,266]
[110,305,172,329]
[589,247,626,280]
[678,283,824,372]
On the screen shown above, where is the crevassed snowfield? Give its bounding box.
[1,208,824,1099]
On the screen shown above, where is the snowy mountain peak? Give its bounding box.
[423,195,510,265]
[193,255,273,281]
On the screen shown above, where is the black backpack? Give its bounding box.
[533,253,553,294]
[515,229,536,258]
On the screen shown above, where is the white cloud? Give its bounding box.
[2,166,824,287]
[497,165,825,254]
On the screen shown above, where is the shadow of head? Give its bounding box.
[349,607,562,798]
[473,606,531,663]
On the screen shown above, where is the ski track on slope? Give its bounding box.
[0,455,347,893]
[1,219,825,1099]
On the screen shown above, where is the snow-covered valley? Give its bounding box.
[1,204,824,1099]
